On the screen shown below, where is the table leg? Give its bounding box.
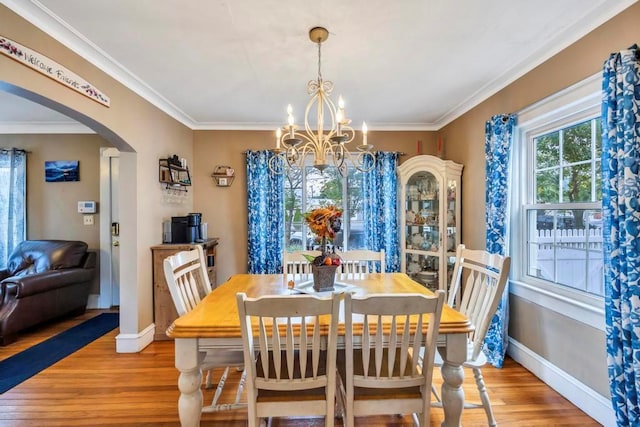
[175,338,203,427]
[439,333,466,427]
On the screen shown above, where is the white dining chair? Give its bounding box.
[163,246,247,412]
[283,250,322,280]
[428,244,511,427]
[336,249,386,273]
[338,291,445,427]
[236,292,341,427]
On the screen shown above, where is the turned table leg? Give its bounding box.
[175,338,203,427]
[439,333,466,427]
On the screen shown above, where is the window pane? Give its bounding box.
[527,208,603,296]
[346,168,365,250]
[284,168,304,251]
[536,169,559,203]
[562,163,591,202]
[535,132,559,169]
[562,121,592,164]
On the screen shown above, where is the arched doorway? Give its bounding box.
[0,81,140,352]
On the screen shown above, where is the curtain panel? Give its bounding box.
[484,113,516,368]
[602,44,640,427]
[362,151,400,272]
[0,148,27,269]
[246,150,284,274]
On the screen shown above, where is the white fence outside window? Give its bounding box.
[529,228,603,296]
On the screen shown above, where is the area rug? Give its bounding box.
[0,312,119,393]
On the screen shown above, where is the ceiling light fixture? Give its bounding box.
[269,27,375,175]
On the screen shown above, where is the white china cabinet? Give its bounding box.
[398,155,463,298]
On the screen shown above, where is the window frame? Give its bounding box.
[510,73,605,331]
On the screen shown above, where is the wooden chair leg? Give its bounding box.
[473,367,497,427]
[204,369,214,389]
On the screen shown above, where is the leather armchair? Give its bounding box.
[0,240,96,345]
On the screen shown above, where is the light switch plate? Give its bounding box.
[83,215,94,225]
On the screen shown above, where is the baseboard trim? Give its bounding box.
[115,323,155,353]
[507,338,615,427]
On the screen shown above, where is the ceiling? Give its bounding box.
[1,0,637,133]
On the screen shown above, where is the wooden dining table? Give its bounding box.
[167,272,473,427]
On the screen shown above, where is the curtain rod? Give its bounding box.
[0,148,30,153]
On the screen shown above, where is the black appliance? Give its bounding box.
[171,213,203,243]
[170,216,188,243]
[187,212,203,243]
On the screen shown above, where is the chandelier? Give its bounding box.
[269,27,375,175]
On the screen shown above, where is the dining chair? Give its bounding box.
[429,244,511,427]
[236,292,341,427]
[283,250,322,280]
[163,246,247,412]
[335,249,386,273]
[338,291,445,427]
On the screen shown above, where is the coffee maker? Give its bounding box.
[170,213,203,243]
[187,213,203,243]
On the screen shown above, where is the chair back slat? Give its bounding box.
[447,244,511,360]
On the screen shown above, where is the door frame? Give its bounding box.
[99,147,120,308]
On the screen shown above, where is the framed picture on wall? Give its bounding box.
[45,160,80,182]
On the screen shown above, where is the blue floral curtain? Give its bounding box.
[602,44,640,427]
[363,151,400,272]
[484,113,516,368]
[0,148,27,269]
[246,150,284,274]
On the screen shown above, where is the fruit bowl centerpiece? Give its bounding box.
[303,205,342,292]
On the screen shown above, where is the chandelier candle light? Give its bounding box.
[269,27,375,175]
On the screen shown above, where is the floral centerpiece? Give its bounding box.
[303,204,342,291]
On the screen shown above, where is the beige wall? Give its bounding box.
[193,130,437,283]
[0,5,194,345]
[0,134,109,294]
[440,2,640,399]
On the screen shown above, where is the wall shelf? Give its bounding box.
[159,158,191,191]
[211,165,235,187]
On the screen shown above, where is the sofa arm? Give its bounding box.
[0,269,10,281]
[1,268,94,299]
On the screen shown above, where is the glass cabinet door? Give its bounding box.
[404,171,441,290]
[398,155,463,299]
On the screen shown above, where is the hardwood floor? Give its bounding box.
[0,310,601,426]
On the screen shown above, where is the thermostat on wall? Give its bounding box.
[78,200,97,213]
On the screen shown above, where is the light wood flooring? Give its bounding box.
[0,310,601,426]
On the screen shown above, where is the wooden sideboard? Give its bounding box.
[150,238,219,340]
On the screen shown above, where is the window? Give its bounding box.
[513,74,604,323]
[0,148,27,268]
[284,165,365,252]
[525,117,603,296]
